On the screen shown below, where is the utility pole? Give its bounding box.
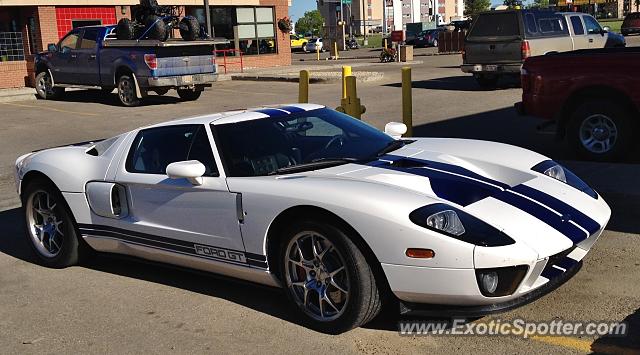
[382,0,386,36]
[204,0,213,37]
[340,0,346,49]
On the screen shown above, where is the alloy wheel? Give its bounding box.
[284,232,350,322]
[579,114,618,154]
[25,190,64,257]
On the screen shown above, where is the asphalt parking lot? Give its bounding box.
[0,47,639,353]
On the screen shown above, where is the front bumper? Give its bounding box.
[461,63,522,74]
[399,260,582,317]
[146,73,217,88]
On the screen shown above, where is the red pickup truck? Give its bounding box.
[517,47,640,161]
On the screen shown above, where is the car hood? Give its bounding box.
[314,138,611,257]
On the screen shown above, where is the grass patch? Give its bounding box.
[355,34,383,48]
[600,19,623,33]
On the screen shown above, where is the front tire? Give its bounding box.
[22,179,83,268]
[35,71,64,100]
[278,220,382,333]
[117,74,141,107]
[568,99,633,161]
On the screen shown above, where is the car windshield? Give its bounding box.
[214,108,397,177]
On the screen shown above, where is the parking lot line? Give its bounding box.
[0,102,99,117]
[531,335,592,352]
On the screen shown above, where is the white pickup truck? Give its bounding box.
[461,10,626,88]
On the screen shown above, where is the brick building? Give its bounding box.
[0,0,291,90]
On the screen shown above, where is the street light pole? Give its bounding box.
[362,0,368,45]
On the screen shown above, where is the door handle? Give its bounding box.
[589,39,594,43]
[71,54,77,58]
[89,55,97,60]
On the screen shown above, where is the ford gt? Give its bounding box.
[14,104,611,333]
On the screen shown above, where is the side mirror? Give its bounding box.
[384,122,408,139]
[602,26,610,33]
[166,160,206,185]
[47,43,57,52]
[61,46,70,54]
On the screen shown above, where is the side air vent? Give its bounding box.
[86,182,129,219]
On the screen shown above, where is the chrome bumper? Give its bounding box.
[147,73,217,88]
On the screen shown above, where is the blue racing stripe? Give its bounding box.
[254,108,288,117]
[511,184,600,235]
[493,191,588,243]
[278,105,306,113]
[541,265,565,280]
[556,257,579,271]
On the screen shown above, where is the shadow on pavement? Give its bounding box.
[591,308,640,353]
[384,75,520,92]
[46,89,184,107]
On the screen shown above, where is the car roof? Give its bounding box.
[144,103,325,128]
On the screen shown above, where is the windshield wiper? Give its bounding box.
[376,139,408,157]
[268,158,359,176]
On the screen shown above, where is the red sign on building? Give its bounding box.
[390,30,404,42]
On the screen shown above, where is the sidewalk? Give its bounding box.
[0,87,36,103]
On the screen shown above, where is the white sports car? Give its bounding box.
[14,104,610,333]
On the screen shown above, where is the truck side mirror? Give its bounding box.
[602,26,610,34]
[47,43,57,52]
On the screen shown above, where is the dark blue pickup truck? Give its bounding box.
[34,25,224,106]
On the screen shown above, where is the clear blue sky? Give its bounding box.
[290,0,316,22]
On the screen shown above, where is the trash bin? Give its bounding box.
[400,45,413,62]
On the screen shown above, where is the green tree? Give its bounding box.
[503,0,522,7]
[464,0,491,19]
[295,10,324,36]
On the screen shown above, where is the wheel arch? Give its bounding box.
[265,205,393,298]
[558,85,637,138]
[20,170,57,199]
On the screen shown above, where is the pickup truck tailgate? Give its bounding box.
[154,46,215,77]
[465,12,523,64]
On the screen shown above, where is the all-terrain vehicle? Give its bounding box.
[116,0,204,41]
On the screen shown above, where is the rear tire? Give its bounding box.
[144,15,166,41]
[278,220,382,334]
[567,99,633,161]
[117,74,141,107]
[475,74,499,89]
[116,18,136,40]
[180,16,200,41]
[177,88,202,101]
[35,71,64,100]
[21,179,84,268]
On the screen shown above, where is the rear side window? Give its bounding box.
[522,12,569,37]
[468,13,520,37]
[538,17,565,33]
[80,28,99,49]
[126,125,218,176]
[570,16,585,35]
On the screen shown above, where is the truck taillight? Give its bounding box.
[521,40,531,60]
[144,54,157,70]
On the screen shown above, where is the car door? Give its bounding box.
[50,29,81,84]
[569,15,589,49]
[75,27,101,85]
[583,15,606,48]
[112,124,245,255]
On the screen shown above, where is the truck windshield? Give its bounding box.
[468,12,520,38]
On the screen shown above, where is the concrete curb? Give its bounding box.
[298,51,461,61]
[0,88,37,103]
[230,71,384,84]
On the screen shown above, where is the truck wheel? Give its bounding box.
[117,75,141,107]
[177,88,202,101]
[144,15,166,41]
[475,74,499,89]
[568,100,633,161]
[116,18,136,40]
[35,71,64,100]
[179,16,200,41]
[278,220,382,334]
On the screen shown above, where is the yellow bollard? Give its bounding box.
[334,42,339,60]
[316,46,320,61]
[402,67,413,137]
[299,70,309,103]
[341,66,352,99]
[337,76,366,119]
[384,38,387,49]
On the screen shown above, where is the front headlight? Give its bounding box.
[410,204,515,247]
[532,160,597,199]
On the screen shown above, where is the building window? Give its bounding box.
[188,6,276,56]
[0,32,25,62]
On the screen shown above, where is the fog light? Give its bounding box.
[480,272,499,294]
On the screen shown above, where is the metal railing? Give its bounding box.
[214,49,244,74]
[0,32,25,62]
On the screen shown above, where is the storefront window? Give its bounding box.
[187,6,277,56]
